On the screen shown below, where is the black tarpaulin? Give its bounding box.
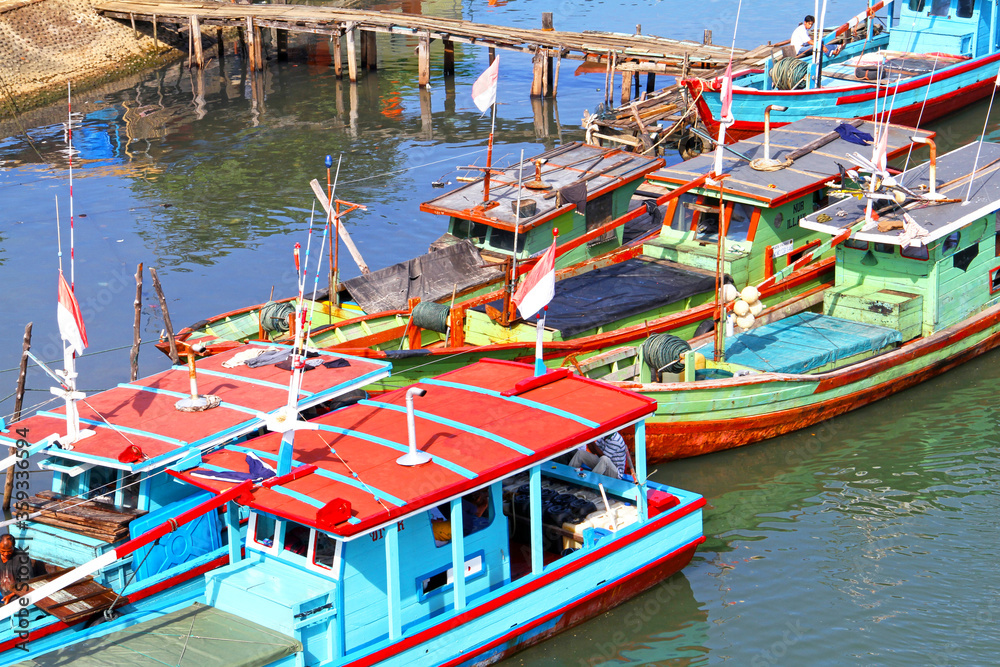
[343,240,503,314]
[479,258,716,338]
[541,258,716,337]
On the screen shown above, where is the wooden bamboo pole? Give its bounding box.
[443,39,454,76]
[150,268,180,364]
[153,15,158,52]
[3,323,32,511]
[346,24,358,83]
[245,17,255,70]
[130,263,143,382]
[333,27,342,78]
[216,27,224,64]
[530,47,544,98]
[417,35,430,87]
[190,15,203,68]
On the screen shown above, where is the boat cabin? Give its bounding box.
[889,0,997,57]
[421,142,663,269]
[676,141,1000,380]
[0,344,389,643]
[170,360,704,666]
[428,118,934,349]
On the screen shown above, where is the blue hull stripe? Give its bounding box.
[36,411,188,447]
[313,424,476,480]
[117,383,259,416]
[419,378,600,428]
[225,445,406,507]
[358,399,533,456]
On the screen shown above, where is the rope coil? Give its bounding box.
[411,302,450,334]
[259,301,295,333]
[642,334,692,374]
[770,57,809,90]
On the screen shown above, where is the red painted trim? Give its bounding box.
[836,53,1000,105]
[436,535,706,667]
[346,498,705,666]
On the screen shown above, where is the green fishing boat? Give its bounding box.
[267,117,932,393]
[598,138,1000,461]
[158,142,663,357]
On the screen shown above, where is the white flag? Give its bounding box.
[513,239,556,319]
[57,272,88,355]
[472,57,499,113]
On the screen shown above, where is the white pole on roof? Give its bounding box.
[965,71,1000,203]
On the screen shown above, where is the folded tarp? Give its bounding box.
[698,312,901,374]
[343,239,503,314]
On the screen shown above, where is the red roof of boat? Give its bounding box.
[171,359,657,538]
[0,343,391,473]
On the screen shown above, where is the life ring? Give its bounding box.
[678,130,706,161]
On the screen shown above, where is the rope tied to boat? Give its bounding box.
[770,57,809,90]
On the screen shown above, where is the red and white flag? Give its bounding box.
[57,272,88,355]
[513,238,556,319]
[872,124,889,173]
[719,61,734,125]
[472,56,499,113]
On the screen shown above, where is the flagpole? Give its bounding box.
[67,82,75,292]
[504,149,526,324]
[966,72,1000,203]
[484,101,496,203]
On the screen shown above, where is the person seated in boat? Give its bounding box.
[431,489,491,543]
[570,432,628,480]
[791,15,841,57]
[0,535,30,605]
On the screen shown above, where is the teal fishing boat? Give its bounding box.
[9,360,703,666]
[0,343,390,661]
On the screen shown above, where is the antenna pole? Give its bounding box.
[67,83,75,291]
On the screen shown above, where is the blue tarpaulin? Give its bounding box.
[698,312,901,374]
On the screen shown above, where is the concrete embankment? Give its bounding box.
[0,0,185,116]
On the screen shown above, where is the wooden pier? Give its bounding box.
[95,0,749,102]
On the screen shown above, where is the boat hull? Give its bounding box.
[339,498,704,667]
[686,53,1000,143]
[631,301,1000,462]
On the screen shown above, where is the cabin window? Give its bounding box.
[726,203,754,242]
[901,244,930,260]
[844,238,868,251]
[942,232,961,255]
[283,522,310,556]
[429,488,493,546]
[929,0,950,16]
[488,228,526,255]
[908,0,925,10]
[953,243,979,272]
[312,532,338,571]
[87,466,117,503]
[118,472,141,510]
[418,552,485,599]
[812,190,830,212]
[452,219,488,243]
[991,266,1000,294]
[956,0,973,17]
[874,243,895,254]
[671,194,696,232]
[692,198,723,242]
[252,514,277,549]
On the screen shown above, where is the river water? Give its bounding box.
[1,0,998,664]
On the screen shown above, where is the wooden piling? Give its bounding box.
[646,72,656,94]
[190,15,203,69]
[253,24,264,70]
[488,47,496,65]
[153,15,158,51]
[530,47,544,98]
[276,28,287,61]
[367,31,377,70]
[417,35,430,87]
[541,12,553,30]
[216,27,224,64]
[245,17,255,70]
[237,25,247,61]
[621,70,634,105]
[443,39,454,76]
[150,267,180,364]
[542,13,554,97]
[346,24,358,83]
[130,263,143,382]
[333,28,343,78]
[553,48,561,97]
[3,323,32,511]
[360,30,369,69]
[130,12,137,39]
[703,29,712,45]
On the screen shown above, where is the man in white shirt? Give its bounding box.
[791,15,841,56]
